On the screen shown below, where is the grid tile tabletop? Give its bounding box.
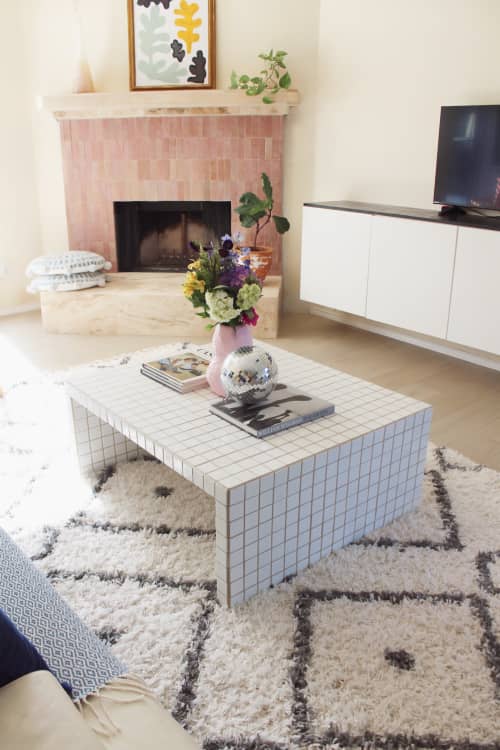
[67,342,430,494]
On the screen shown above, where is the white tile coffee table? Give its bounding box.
[66,343,432,607]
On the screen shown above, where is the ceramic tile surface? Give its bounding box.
[67,342,432,606]
[59,115,285,274]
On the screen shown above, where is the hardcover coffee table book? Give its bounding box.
[141,351,209,393]
[66,342,432,607]
[210,384,335,437]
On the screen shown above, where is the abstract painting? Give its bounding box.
[128,0,215,90]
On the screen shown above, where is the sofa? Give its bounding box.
[0,670,198,749]
[0,528,198,749]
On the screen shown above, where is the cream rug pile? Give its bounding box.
[1,353,499,749]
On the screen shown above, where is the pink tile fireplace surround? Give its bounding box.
[60,115,285,274]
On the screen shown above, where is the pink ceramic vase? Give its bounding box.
[206,324,253,397]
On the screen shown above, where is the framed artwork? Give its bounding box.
[128,0,216,90]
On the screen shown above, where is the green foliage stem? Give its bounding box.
[230,49,291,104]
[235,172,290,247]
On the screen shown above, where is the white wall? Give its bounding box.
[29,0,320,312]
[314,0,500,209]
[214,2,320,312]
[0,4,41,313]
[12,0,499,314]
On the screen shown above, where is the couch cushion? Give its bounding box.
[0,608,51,688]
[26,252,112,277]
[0,528,127,701]
[0,671,103,750]
[82,682,199,750]
[28,271,108,293]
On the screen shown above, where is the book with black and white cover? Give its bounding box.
[141,351,210,393]
[209,383,335,438]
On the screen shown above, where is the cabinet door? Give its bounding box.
[447,227,500,356]
[366,216,457,338]
[300,206,372,316]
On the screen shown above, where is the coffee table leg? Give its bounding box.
[218,408,431,607]
[68,397,140,476]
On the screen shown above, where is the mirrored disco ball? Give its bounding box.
[221,346,278,404]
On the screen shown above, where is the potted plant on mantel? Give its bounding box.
[230,49,292,104]
[235,172,290,282]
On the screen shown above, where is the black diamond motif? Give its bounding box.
[155,486,173,498]
[95,628,124,646]
[384,648,416,671]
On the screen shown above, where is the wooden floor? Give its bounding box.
[1,311,499,471]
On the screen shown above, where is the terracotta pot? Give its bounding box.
[206,324,253,397]
[244,245,273,283]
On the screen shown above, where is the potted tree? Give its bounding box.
[235,172,290,282]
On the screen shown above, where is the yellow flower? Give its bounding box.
[187,260,201,271]
[183,272,205,298]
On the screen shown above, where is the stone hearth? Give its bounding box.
[40,273,281,338]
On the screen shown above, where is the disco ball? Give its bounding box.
[221,346,278,404]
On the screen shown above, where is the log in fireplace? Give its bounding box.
[114,200,231,273]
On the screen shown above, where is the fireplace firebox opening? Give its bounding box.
[114,201,231,273]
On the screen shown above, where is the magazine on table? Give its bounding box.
[141,351,210,393]
[210,383,335,437]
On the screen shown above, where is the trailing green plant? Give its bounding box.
[235,173,290,248]
[230,49,291,104]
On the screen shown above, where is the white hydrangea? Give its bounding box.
[206,289,240,323]
[236,283,261,310]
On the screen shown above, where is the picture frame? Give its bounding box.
[128,0,216,91]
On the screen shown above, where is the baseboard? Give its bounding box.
[310,304,500,373]
[0,303,40,318]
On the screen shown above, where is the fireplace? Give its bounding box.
[114,200,231,273]
[56,113,286,273]
[42,95,294,337]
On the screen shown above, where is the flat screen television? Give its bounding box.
[433,105,500,212]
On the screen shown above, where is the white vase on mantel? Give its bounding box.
[72,0,95,94]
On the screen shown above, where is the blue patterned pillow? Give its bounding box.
[0,528,126,701]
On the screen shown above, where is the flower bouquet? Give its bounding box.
[183,234,262,328]
[182,234,262,395]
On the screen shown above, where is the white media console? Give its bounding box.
[300,201,500,364]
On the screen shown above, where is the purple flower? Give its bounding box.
[218,264,251,287]
[219,234,234,257]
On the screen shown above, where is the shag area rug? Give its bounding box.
[1,350,499,750]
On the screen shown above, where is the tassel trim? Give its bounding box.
[75,673,155,737]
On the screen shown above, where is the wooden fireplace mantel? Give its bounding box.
[40,89,300,121]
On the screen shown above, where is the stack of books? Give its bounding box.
[140,351,210,393]
[210,383,335,438]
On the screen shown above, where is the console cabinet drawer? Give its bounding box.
[447,227,500,356]
[300,206,371,317]
[366,216,457,339]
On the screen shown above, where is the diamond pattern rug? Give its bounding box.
[1,357,499,749]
